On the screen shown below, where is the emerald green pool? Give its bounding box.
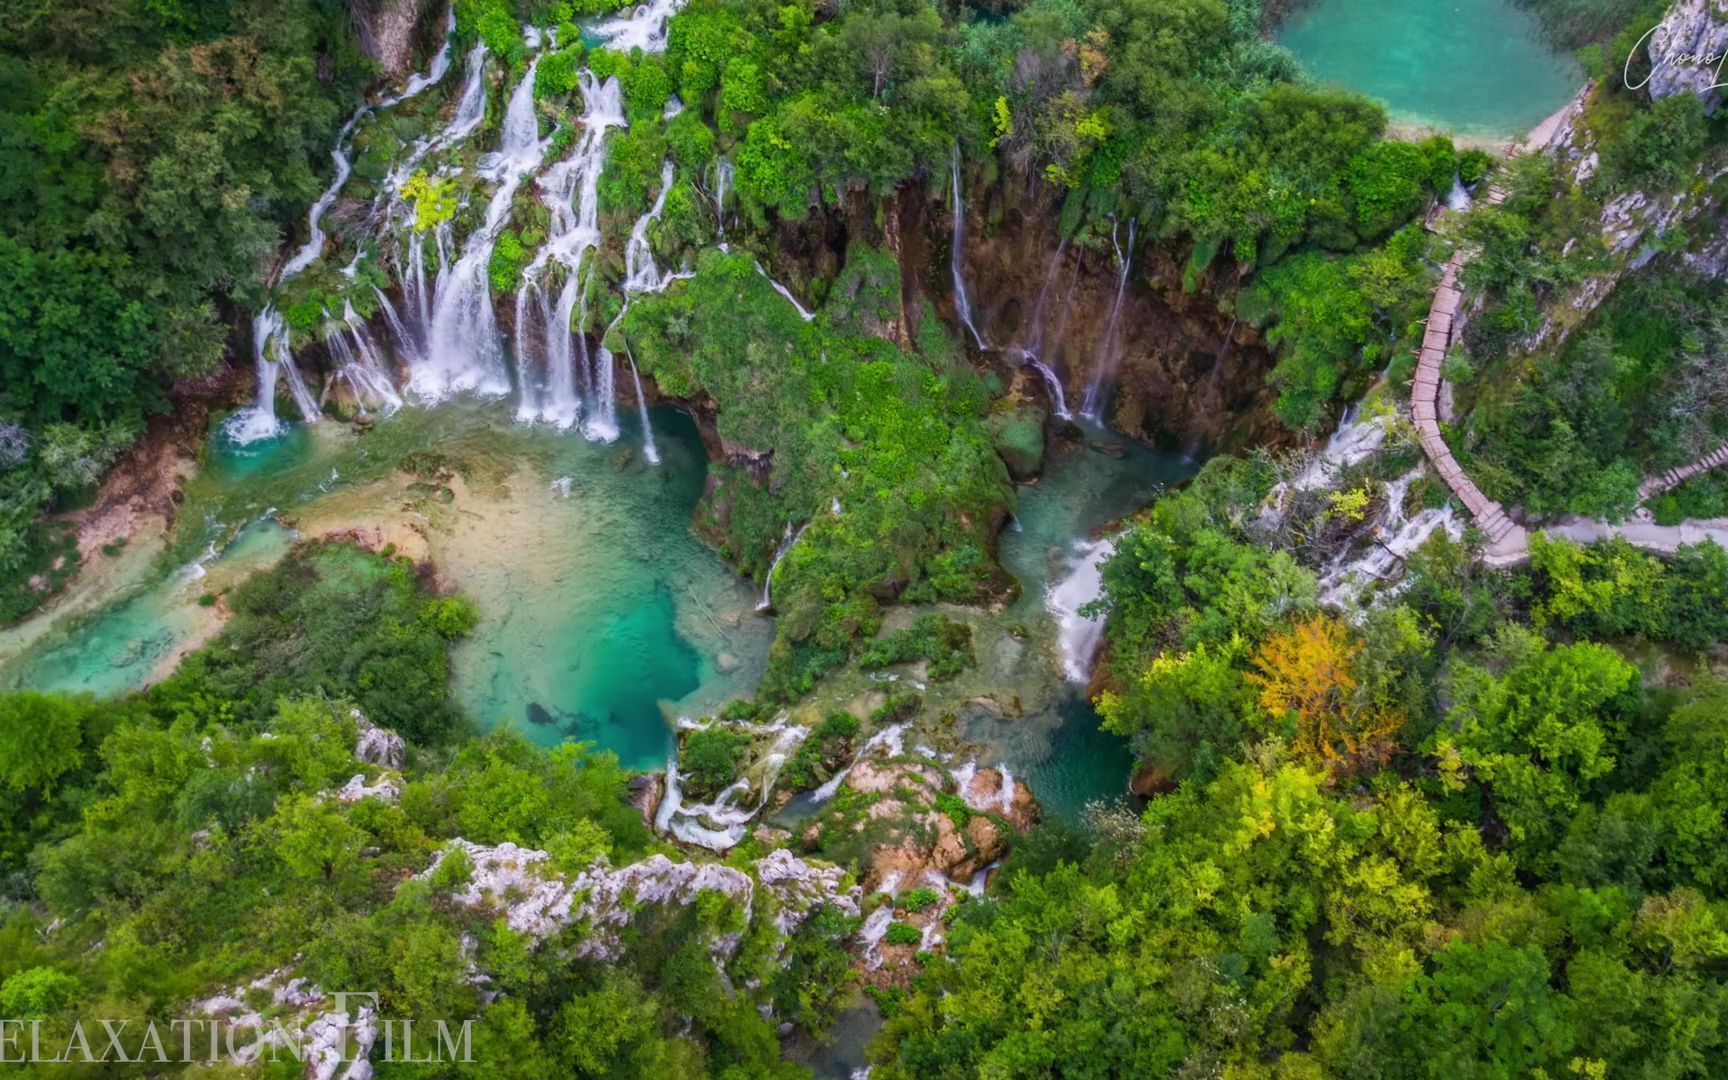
[1277,0,1582,141]
[0,404,770,772]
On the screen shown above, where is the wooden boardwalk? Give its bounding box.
[1407,82,1728,564]
[1639,444,1728,501]
[1410,198,1530,563]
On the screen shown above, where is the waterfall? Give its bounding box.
[1290,403,1390,491]
[383,40,488,198]
[709,156,732,237]
[1080,217,1135,421]
[413,56,550,402]
[279,111,363,281]
[583,324,622,443]
[232,13,461,443]
[624,160,676,292]
[515,71,625,428]
[949,146,985,350]
[1016,240,1072,419]
[627,351,660,465]
[228,308,322,443]
[1023,352,1071,420]
[658,715,813,850]
[324,301,403,415]
[752,260,816,321]
[379,7,457,107]
[1047,537,1114,683]
[1318,468,1461,610]
[756,522,810,611]
[1445,172,1474,212]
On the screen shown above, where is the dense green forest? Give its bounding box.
[3,0,1728,1075]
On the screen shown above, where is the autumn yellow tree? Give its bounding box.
[1247,614,1399,772]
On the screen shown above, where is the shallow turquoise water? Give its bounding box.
[0,403,769,772]
[967,425,1194,820]
[1278,0,1582,140]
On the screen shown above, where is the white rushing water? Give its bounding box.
[1319,470,1462,611]
[658,714,812,849]
[325,301,404,416]
[1048,537,1114,683]
[230,12,461,444]
[709,156,733,237]
[756,521,810,610]
[514,71,626,427]
[753,259,817,321]
[1017,240,1072,418]
[624,160,677,292]
[1079,217,1135,420]
[949,145,985,350]
[1291,403,1392,492]
[414,56,551,402]
[1445,172,1474,212]
[627,352,660,465]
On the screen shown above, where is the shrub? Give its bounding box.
[884,921,922,947]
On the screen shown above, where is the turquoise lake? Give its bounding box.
[1278,0,1583,141]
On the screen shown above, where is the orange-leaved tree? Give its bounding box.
[1247,614,1399,772]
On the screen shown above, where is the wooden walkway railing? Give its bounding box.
[1410,192,1529,562]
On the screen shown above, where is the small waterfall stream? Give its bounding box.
[1017,240,1072,418]
[949,146,985,350]
[1079,217,1135,421]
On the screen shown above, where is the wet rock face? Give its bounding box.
[1643,0,1728,114]
[947,194,1287,455]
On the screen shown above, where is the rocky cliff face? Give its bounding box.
[936,178,1287,455]
[348,0,444,81]
[1644,0,1728,114]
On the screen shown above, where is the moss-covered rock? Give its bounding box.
[987,403,1046,480]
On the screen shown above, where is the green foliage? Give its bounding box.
[619,248,1012,698]
[898,886,941,913]
[488,230,534,292]
[681,727,752,792]
[402,171,461,233]
[1471,271,1728,520]
[150,541,473,742]
[883,920,922,947]
[535,45,585,100]
[859,615,976,681]
[1242,226,1433,429]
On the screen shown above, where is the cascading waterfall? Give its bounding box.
[513,70,624,427]
[383,39,488,199]
[1079,216,1135,421]
[624,160,677,292]
[1048,537,1113,683]
[229,308,322,444]
[1318,468,1461,610]
[948,146,986,350]
[414,55,551,402]
[228,11,460,444]
[324,301,404,415]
